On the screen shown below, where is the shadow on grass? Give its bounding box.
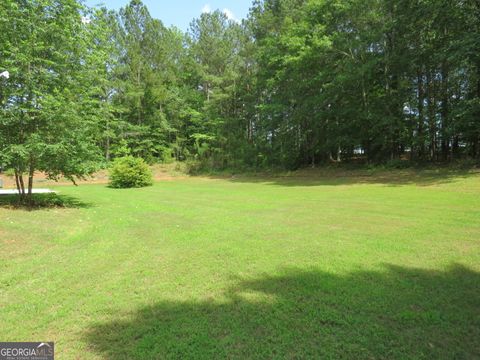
[210,167,479,187]
[0,193,92,210]
[85,264,479,359]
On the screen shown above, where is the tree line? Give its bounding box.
[1,0,480,195]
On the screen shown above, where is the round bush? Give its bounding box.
[109,156,153,188]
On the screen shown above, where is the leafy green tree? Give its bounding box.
[0,0,106,202]
[187,10,253,167]
[4,0,478,184]
[113,0,185,162]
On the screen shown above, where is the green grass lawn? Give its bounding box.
[1,170,479,359]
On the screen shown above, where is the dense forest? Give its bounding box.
[1,0,480,178]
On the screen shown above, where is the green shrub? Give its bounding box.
[109,156,153,189]
[3,168,15,177]
[451,158,479,169]
[384,159,412,169]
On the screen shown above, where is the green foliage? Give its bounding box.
[3,168,15,177]
[109,156,153,188]
[111,139,132,158]
[2,0,480,183]
[384,159,412,170]
[0,0,107,201]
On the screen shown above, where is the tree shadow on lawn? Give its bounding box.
[85,264,479,359]
[213,168,479,187]
[0,193,92,210]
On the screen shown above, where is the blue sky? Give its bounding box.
[84,1,253,31]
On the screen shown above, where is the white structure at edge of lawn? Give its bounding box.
[0,189,56,195]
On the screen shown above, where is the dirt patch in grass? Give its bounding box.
[0,164,186,189]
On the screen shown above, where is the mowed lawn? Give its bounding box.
[1,170,479,359]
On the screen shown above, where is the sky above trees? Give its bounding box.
[84,0,251,30]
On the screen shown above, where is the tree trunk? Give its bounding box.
[105,136,110,162]
[477,62,480,159]
[452,135,459,159]
[14,169,25,202]
[14,170,22,197]
[417,70,425,160]
[426,71,437,161]
[440,61,449,161]
[27,158,35,205]
[105,114,111,161]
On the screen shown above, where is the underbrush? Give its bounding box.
[176,158,479,178]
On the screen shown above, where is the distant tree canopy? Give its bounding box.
[1,0,480,192]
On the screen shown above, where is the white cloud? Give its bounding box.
[201,5,239,22]
[223,8,238,22]
[81,16,91,25]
